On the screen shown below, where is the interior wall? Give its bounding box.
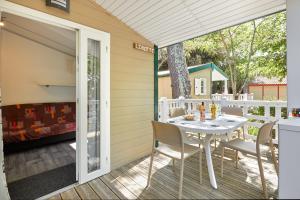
[0,30,76,105]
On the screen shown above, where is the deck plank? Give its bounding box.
[118,163,177,199]
[88,178,120,199]
[111,167,175,199]
[100,173,138,199]
[60,188,80,200]
[124,158,200,199]
[75,183,100,199]
[48,194,62,200]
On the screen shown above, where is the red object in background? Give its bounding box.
[292,108,300,117]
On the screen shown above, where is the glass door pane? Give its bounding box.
[87,39,101,173]
[78,28,110,184]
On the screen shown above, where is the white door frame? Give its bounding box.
[78,29,110,183]
[0,0,111,184]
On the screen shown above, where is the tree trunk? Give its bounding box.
[167,43,191,98]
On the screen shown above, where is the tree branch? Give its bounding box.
[238,20,258,94]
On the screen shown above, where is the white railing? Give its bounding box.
[212,93,254,101]
[212,94,234,100]
[159,96,287,143]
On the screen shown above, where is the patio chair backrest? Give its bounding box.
[256,121,275,145]
[221,106,243,117]
[152,121,183,148]
[170,107,186,118]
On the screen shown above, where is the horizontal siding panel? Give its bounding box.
[111,90,153,98]
[111,148,150,170]
[112,73,153,83]
[111,68,153,77]
[111,48,153,61]
[111,128,152,146]
[111,98,153,108]
[111,138,152,157]
[111,54,153,67]
[111,51,153,63]
[111,82,153,90]
[111,106,153,116]
[111,122,152,136]
[111,113,152,125]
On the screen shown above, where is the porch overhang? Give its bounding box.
[96,0,286,47]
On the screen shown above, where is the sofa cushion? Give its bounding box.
[2,102,76,144]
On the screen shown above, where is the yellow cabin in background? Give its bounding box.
[158,63,228,99]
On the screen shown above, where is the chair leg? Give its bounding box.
[257,155,268,199]
[242,126,246,140]
[221,147,224,177]
[172,158,176,174]
[146,150,155,188]
[214,138,217,148]
[270,142,279,175]
[178,159,185,199]
[199,149,202,184]
[235,150,238,169]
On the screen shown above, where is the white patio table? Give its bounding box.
[167,113,247,189]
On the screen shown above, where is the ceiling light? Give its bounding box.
[0,21,4,27]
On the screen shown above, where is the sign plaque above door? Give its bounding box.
[133,43,154,54]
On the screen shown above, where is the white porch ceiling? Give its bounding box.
[96,0,286,47]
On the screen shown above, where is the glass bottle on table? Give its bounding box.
[211,101,216,120]
[199,102,205,122]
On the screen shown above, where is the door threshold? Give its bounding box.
[36,182,79,200]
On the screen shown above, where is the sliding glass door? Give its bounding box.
[77,29,110,183]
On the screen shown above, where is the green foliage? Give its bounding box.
[183,11,286,95]
[248,106,287,119]
[248,126,259,136]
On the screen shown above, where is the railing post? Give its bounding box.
[265,105,271,121]
[244,93,248,101]
[159,97,169,122]
[187,101,192,114]
[178,96,185,108]
[243,104,249,138]
[274,106,282,141]
[275,106,282,120]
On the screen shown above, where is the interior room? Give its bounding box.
[0,12,77,199]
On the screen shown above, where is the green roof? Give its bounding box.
[158,62,228,79]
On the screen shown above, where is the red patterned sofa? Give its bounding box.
[2,102,76,153]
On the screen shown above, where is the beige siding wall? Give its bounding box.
[158,68,212,99]
[158,76,172,99]
[7,0,154,169]
[190,68,211,99]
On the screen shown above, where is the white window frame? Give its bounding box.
[195,78,207,95]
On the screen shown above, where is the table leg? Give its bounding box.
[204,134,218,189]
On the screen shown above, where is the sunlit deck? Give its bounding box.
[49,146,278,199]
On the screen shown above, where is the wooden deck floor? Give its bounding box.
[48,147,278,199]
